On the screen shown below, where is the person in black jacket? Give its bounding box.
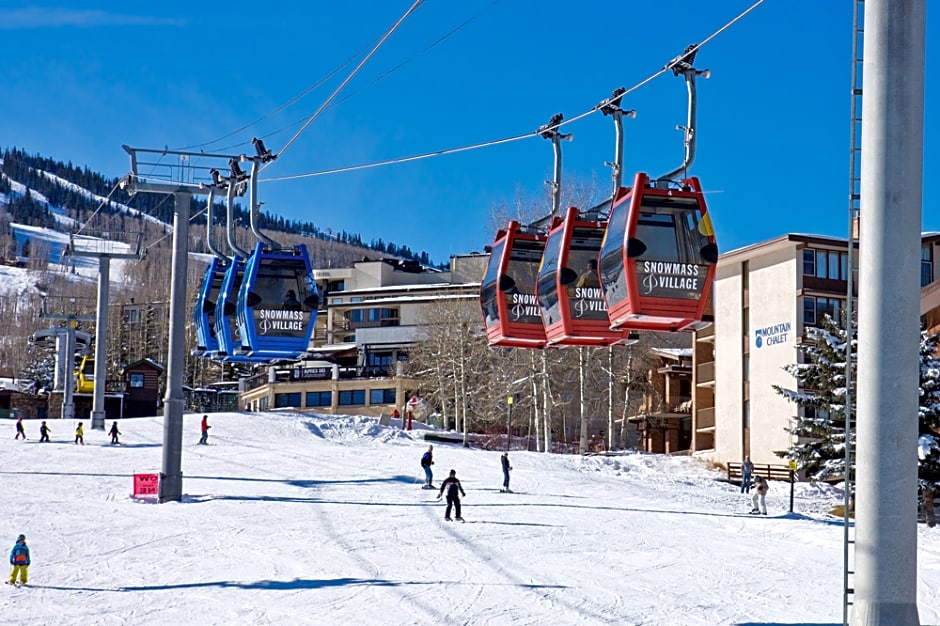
[500,452,513,493]
[437,469,466,522]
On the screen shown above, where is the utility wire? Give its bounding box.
[206,1,499,156]
[188,1,499,157]
[264,0,427,172]
[263,0,766,184]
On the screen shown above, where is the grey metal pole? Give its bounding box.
[852,1,924,624]
[62,324,75,420]
[159,191,191,503]
[90,257,110,430]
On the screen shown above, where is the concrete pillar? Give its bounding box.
[852,1,925,624]
[91,258,110,430]
[159,192,190,503]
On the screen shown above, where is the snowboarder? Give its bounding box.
[14,417,26,440]
[420,445,434,488]
[74,422,84,445]
[38,421,50,443]
[8,534,29,586]
[741,456,754,493]
[109,421,121,445]
[500,452,512,493]
[437,469,466,522]
[199,415,210,445]
[750,475,769,515]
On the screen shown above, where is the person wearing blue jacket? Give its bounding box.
[420,445,434,488]
[8,534,29,586]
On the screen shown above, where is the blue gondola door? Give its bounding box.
[194,257,228,357]
[236,243,319,360]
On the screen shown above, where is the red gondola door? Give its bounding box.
[598,172,718,332]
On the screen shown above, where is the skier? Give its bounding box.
[750,475,769,515]
[74,422,84,445]
[500,452,512,493]
[109,421,121,445]
[7,534,29,586]
[199,415,210,445]
[740,456,754,494]
[437,469,466,522]
[38,421,50,443]
[14,417,26,440]
[420,445,434,488]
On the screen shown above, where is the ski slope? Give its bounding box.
[1,411,938,625]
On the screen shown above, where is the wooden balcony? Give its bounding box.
[695,406,715,431]
[696,361,715,387]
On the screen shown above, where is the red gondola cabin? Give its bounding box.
[537,207,639,347]
[481,221,547,348]
[598,172,718,332]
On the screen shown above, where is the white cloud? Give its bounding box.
[0,7,186,29]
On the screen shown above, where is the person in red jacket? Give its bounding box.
[199,415,210,445]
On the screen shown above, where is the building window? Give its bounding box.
[370,388,396,404]
[804,248,848,280]
[922,244,934,287]
[305,391,332,407]
[338,390,366,406]
[258,397,269,411]
[127,309,139,323]
[804,295,843,326]
[803,297,816,325]
[129,373,145,388]
[803,249,816,277]
[274,392,302,408]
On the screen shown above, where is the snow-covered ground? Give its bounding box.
[1,411,938,625]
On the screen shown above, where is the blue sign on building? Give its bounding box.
[754,322,791,349]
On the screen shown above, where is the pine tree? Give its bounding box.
[772,314,854,481]
[917,331,940,496]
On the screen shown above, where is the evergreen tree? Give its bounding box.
[773,314,854,481]
[917,331,940,493]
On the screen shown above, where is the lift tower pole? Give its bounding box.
[67,233,143,430]
[853,1,925,624]
[121,145,246,503]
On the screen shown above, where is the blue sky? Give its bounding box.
[1,1,936,265]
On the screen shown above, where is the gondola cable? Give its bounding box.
[262,0,765,184]
[262,0,427,172]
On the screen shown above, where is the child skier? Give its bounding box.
[38,421,50,443]
[437,469,466,522]
[14,417,26,440]
[74,422,84,445]
[750,475,769,515]
[420,445,434,488]
[8,534,29,586]
[109,421,121,445]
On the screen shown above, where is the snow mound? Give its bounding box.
[305,414,417,444]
